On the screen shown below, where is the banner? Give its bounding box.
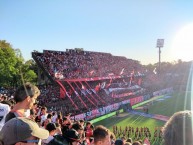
[122,99,130,104]
[112,92,133,98]
[129,96,144,106]
[73,113,86,120]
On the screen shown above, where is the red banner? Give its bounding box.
[129,96,144,106]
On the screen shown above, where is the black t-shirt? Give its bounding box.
[61,124,70,135]
[5,112,17,123]
[47,135,68,145]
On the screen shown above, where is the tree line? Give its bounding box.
[0,40,37,87]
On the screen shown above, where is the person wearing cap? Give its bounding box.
[5,83,40,123]
[0,117,49,145]
[93,125,111,145]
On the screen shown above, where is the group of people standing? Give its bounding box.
[0,83,192,145]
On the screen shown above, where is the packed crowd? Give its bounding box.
[0,83,192,145]
[0,77,147,117]
[36,78,147,116]
[31,49,170,117]
[32,49,143,79]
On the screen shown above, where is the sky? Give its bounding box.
[1,0,193,65]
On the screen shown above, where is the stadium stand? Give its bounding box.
[32,49,147,116]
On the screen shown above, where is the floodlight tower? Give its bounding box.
[156,39,164,74]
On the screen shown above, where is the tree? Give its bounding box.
[0,40,18,87]
[0,40,37,87]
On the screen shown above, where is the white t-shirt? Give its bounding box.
[51,114,57,123]
[0,103,10,130]
[41,114,48,125]
[24,109,30,117]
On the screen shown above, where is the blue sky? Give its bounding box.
[1,0,193,64]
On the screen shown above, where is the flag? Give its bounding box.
[69,89,73,95]
[95,83,101,92]
[129,70,135,87]
[81,90,86,95]
[66,92,71,98]
[131,69,135,75]
[54,71,64,79]
[129,76,132,87]
[108,73,114,76]
[74,91,79,96]
[82,84,86,90]
[122,79,128,85]
[89,70,95,76]
[119,68,125,75]
[91,89,96,94]
[60,88,65,99]
[86,89,92,94]
[106,79,112,88]
[101,82,106,89]
[153,68,157,74]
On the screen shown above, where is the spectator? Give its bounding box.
[40,107,48,125]
[72,123,85,143]
[43,113,52,129]
[61,117,71,135]
[47,129,80,145]
[56,113,63,126]
[79,119,85,128]
[52,111,58,123]
[0,95,7,102]
[64,129,81,145]
[121,136,126,144]
[126,138,132,144]
[163,110,193,145]
[0,102,10,130]
[55,122,62,135]
[110,131,116,145]
[42,123,57,144]
[84,122,93,138]
[0,117,49,145]
[115,139,123,145]
[30,102,38,120]
[93,125,111,145]
[124,142,132,145]
[5,83,40,123]
[132,141,142,145]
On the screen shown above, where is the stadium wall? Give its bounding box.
[70,88,172,123]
